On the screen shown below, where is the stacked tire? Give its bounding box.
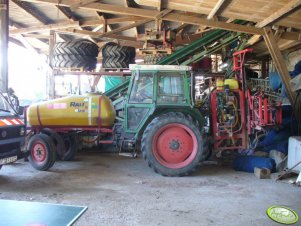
[52,39,99,71]
[143,53,167,65]
[102,42,136,68]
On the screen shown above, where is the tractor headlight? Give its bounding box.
[20,127,25,136]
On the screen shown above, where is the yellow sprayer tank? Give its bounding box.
[27,94,116,127]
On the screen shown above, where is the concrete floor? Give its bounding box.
[0,151,300,226]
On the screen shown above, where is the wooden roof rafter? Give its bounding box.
[207,0,230,20]
[56,4,98,43]
[125,0,139,38]
[11,0,51,24]
[57,28,140,42]
[10,21,80,35]
[18,0,264,35]
[256,0,301,28]
[9,20,49,53]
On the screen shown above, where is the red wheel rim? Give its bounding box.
[31,142,47,163]
[152,123,198,169]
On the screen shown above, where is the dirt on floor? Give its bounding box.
[0,151,300,226]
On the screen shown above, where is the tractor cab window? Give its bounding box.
[157,72,185,104]
[129,72,153,104]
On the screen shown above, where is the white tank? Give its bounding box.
[288,136,301,172]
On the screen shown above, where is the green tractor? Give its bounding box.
[112,65,209,176]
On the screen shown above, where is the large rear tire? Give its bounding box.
[28,134,56,171]
[144,53,167,65]
[52,54,97,71]
[54,39,99,57]
[102,57,134,68]
[141,113,205,176]
[102,43,135,58]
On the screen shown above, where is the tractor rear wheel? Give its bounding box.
[28,134,56,171]
[141,113,205,176]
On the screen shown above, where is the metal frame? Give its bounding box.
[211,89,247,150]
[210,48,282,152]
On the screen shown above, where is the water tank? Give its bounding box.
[27,94,116,127]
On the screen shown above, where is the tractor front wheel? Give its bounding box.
[142,113,205,176]
[28,134,56,171]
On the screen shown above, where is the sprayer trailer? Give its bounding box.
[25,65,209,176]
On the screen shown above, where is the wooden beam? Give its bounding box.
[207,0,228,20]
[163,14,263,35]
[263,27,296,105]
[81,16,145,27]
[16,34,41,55]
[281,32,301,41]
[70,0,97,10]
[9,37,24,47]
[175,32,212,45]
[20,0,263,34]
[47,30,55,99]
[96,19,153,38]
[247,34,262,46]
[157,0,162,11]
[124,0,139,38]
[11,0,50,24]
[174,23,189,33]
[23,34,50,39]
[155,9,173,19]
[9,22,49,50]
[256,0,301,28]
[10,21,80,35]
[56,5,97,43]
[56,5,77,20]
[57,28,139,42]
[96,12,112,32]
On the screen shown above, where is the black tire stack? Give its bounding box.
[52,39,99,71]
[102,42,136,68]
[143,53,168,65]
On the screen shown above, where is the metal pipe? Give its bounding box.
[0,0,8,93]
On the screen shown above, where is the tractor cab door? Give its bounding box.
[125,70,155,133]
[156,71,190,106]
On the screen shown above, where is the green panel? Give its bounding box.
[158,20,246,66]
[0,199,87,226]
[104,79,130,100]
[104,76,123,92]
[180,33,242,65]
[158,29,228,65]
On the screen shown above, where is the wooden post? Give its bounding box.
[47,30,55,99]
[263,27,300,121]
[0,0,8,93]
[263,27,296,103]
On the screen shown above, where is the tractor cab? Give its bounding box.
[124,65,194,134]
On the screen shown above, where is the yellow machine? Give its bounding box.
[27,94,116,127]
[224,79,239,90]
